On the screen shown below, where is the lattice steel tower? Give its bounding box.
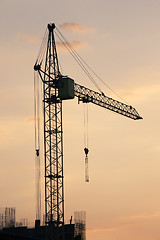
[43,23,64,227]
[35,23,64,227]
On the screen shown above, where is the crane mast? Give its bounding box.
[34,23,64,227]
[34,23,142,239]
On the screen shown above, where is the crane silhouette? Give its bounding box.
[34,23,142,239]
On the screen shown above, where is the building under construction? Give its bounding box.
[0,209,86,240]
[0,23,142,240]
[0,208,15,229]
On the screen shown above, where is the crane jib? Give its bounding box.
[74,83,142,120]
[34,64,142,120]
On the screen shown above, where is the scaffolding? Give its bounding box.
[0,207,15,229]
[74,211,86,240]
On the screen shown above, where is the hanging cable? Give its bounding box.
[55,29,101,92]
[84,104,89,148]
[55,28,103,94]
[84,104,89,182]
[34,71,41,151]
[55,26,129,104]
[36,28,48,67]
[34,71,41,221]
[34,71,37,151]
[65,45,128,103]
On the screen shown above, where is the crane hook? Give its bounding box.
[84,147,89,157]
[84,148,89,182]
[36,149,39,157]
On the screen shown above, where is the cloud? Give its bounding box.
[123,212,160,222]
[16,33,41,44]
[56,40,87,50]
[59,22,96,34]
[25,115,42,123]
[87,226,118,233]
[88,212,160,235]
[120,84,160,102]
[28,36,41,43]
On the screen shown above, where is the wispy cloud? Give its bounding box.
[59,22,96,34]
[120,84,160,102]
[121,212,160,224]
[25,115,42,124]
[88,212,160,234]
[87,226,118,233]
[16,33,41,43]
[56,40,87,50]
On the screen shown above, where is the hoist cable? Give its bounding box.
[84,104,86,148]
[86,104,88,148]
[34,71,38,150]
[34,71,40,150]
[84,104,89,148]
[84,105,89,148]
[37,75,40,150]
[84,104,89,183]
[34,71,41,220]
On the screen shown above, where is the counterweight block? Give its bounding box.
[58,76,75,100]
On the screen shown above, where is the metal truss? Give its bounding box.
[74,83,142,120]
[36,23,64,227]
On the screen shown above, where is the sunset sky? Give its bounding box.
[1,0,160,240]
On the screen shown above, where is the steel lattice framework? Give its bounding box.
[74,83,142,120]
[35,23,64,227]
[34,23,142,238]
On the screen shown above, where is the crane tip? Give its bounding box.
[48,23,56,31]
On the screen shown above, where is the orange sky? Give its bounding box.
[1,1,160,240]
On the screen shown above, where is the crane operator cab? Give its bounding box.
[58,76,75,100]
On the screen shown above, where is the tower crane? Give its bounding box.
[34,23,142,239]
